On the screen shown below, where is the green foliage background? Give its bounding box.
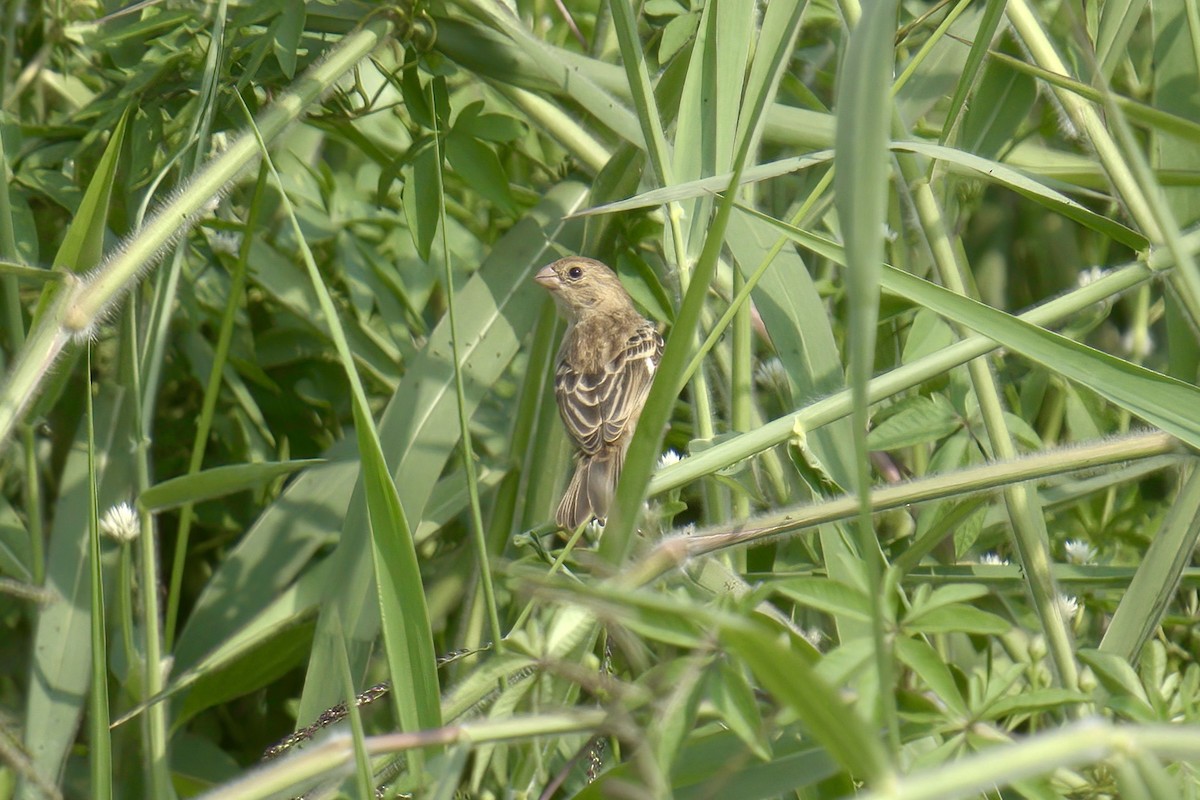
[2,0,1200,798]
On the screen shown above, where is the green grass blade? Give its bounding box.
[245,101,443,750]
[84,348,112,800]
[733,208,1200,448]
[883,265,1200,449]
[1096,0,1150,78]
[138,460,323,512]
[1100,465,1200,661]
[608,0,674,184]
[894,141,1147,249]
[834,0,900,748]
[21,388,129,796]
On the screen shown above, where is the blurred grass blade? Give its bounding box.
[833,0,899,745]
[582,141,1147,251]
[732,0,807,167]
[139,459,323,512]
[576,151,834,216]
[1100,465,1200,661]
[19,108,131,796]
[1096,0,1151,79]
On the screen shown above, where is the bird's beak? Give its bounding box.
[534,264,559,290]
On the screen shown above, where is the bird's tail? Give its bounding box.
[556,450,622,530]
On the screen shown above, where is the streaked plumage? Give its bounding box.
[534,256,663,529]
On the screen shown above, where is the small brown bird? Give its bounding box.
[535,256,664,529]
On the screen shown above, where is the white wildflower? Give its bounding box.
[1077,266,1106,287]
[1064,539,1097,565]
[99,502,139,543]
[754,358,788,393]
[979,553,1009,566]
[209,231,242,256]
[656,450,683,471]
[1056,594,1080,620]
[1121,329,1154,360]
[199,193,220,217]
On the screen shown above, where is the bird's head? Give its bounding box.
[534,257,634,321]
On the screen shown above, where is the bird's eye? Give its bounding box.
[567,266,583,280]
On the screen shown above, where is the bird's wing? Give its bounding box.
[556,323,663,456]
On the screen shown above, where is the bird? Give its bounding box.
[534,256,664,530]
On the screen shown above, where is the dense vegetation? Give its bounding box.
[2,0,1200,797]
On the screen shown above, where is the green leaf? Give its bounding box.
[903,604,1010,635]
[355,398,443,737]
[644,0,686,16]
[720,620,892,785]
[911,583,991,614]
[659,12,700,62]
[1079,649,1156,720]
[727,209,855,489]
[452,101,526,143]
[400,64,432,129]
[172,458,354,673]
[707,660,771,761]
[980,689,1090,720]
[868,396,961,450]
[1096,0,1151,78]
[883,265,1200,450]
[403,140,441,263]
[940,0,1008,147]
[1101,468,1200,662]
[959,52,1038,159]
[741,209,1200,451]
[446,129,516,216]
[271,0,305,79]
[772,578,872,621]
[902,309,956,364]
[0,498,32,582]
[177,621,314,728]
[895,637,969,718]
